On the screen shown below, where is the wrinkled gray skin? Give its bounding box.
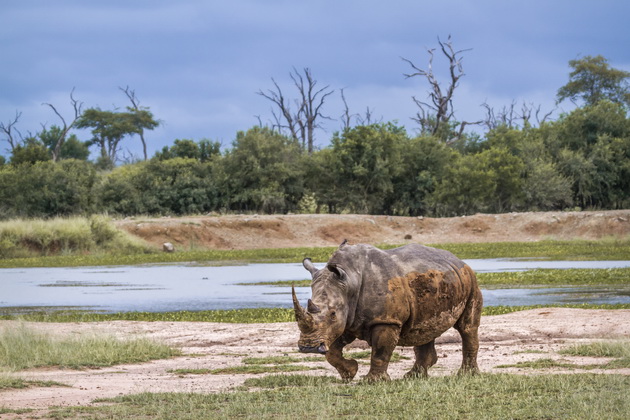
[293,242,482,381]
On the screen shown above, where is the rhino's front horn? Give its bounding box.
[292,286,314,332]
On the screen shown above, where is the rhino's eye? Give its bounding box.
[330,311,337,320]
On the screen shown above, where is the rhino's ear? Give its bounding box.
[339,239,348,248]
[327,263,346,281]
[302,258,318,276]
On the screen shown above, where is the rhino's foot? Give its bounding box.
[362,371,391,383]
[336,359,359,382]
[403,367,429,379]
[457,365,479,376]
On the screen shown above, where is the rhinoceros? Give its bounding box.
[292,241,482,381]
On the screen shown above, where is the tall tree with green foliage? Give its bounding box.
[220,127,305,213]
[327,123,406,214]
[392,135,456,216]
[38,126,90,160]
[76,107,159,168]
[557,55,630,107]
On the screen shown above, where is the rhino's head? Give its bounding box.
[293,254,352,355]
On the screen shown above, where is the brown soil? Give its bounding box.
[2,308,629,413]
[115,210,630,251]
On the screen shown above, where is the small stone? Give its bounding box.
[162,242,175,253]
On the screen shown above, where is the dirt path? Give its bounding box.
[2,308,629,411]
[115,210,630,251]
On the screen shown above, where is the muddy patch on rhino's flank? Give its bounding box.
[408,270,441,299]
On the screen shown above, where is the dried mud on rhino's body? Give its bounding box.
[293,243,483,381]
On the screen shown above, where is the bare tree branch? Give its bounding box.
[258,67,333,154]
[119,86,158,160]
[42,88,83,162]
[0,111,23,152]
[340,88,353,131]
[403,35,472,140]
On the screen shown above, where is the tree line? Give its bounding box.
[1,49,629,219]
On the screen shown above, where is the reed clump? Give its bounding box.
[0,215,152,258]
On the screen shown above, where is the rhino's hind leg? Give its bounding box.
[326,333,358,381]
[364,324,400,382]
[404,340,438,379]
[454,275,482,375]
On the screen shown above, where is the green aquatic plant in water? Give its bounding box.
[2,304,629,323]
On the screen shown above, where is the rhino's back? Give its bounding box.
[384,243,466,274]
[355,244,477,345]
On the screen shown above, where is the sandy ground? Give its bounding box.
[2,308,629,412]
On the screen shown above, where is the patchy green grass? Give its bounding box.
[481,303,630,316]
[436,238,630,261]
[2,304,630,323]
[0,407,34,416]
[2,238,630,268]
[169,368,212,375]
[496,358,587,370]
[244,267,630,289]
[52,374,630,419]
[242,374,342,389]
[242,356,323,365]
[0,323,180,371]
[208,364,317,375]
[0,308,297,323]
[0,373,68,390]
[559,340,630,358]
[499,341,630,370]
[344,350,408,362]
[478,267,630,287]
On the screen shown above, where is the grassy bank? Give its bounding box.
[1,238,629,268]
[50,373,630,419]
[2,303,629,323]
[245,267,630,288]
[0,216,152,260]
[1,215,629,268]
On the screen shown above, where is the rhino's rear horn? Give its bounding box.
[307,299,321,313]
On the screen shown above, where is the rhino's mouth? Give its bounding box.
[298,343,327,354]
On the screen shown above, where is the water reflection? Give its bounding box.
[1,259,629,314]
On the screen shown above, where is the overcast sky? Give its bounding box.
[2,0,629,159]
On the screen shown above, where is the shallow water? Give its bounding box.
[1,259,629,313]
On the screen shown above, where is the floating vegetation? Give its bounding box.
[1,304,629,323]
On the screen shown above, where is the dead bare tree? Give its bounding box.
[258,67,334,154]
[339,88,381,131]
[0,111,23,152]
[340,88,355,132]
[42,88,83,162]
[482,100,555,130]
[403,36,480,143]
[482,100,517,130]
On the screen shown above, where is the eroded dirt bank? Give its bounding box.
[2,308,629,411]
[115,210,630,250]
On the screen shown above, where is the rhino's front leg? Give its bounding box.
[326,333,358,381]
[364,324,400,382]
